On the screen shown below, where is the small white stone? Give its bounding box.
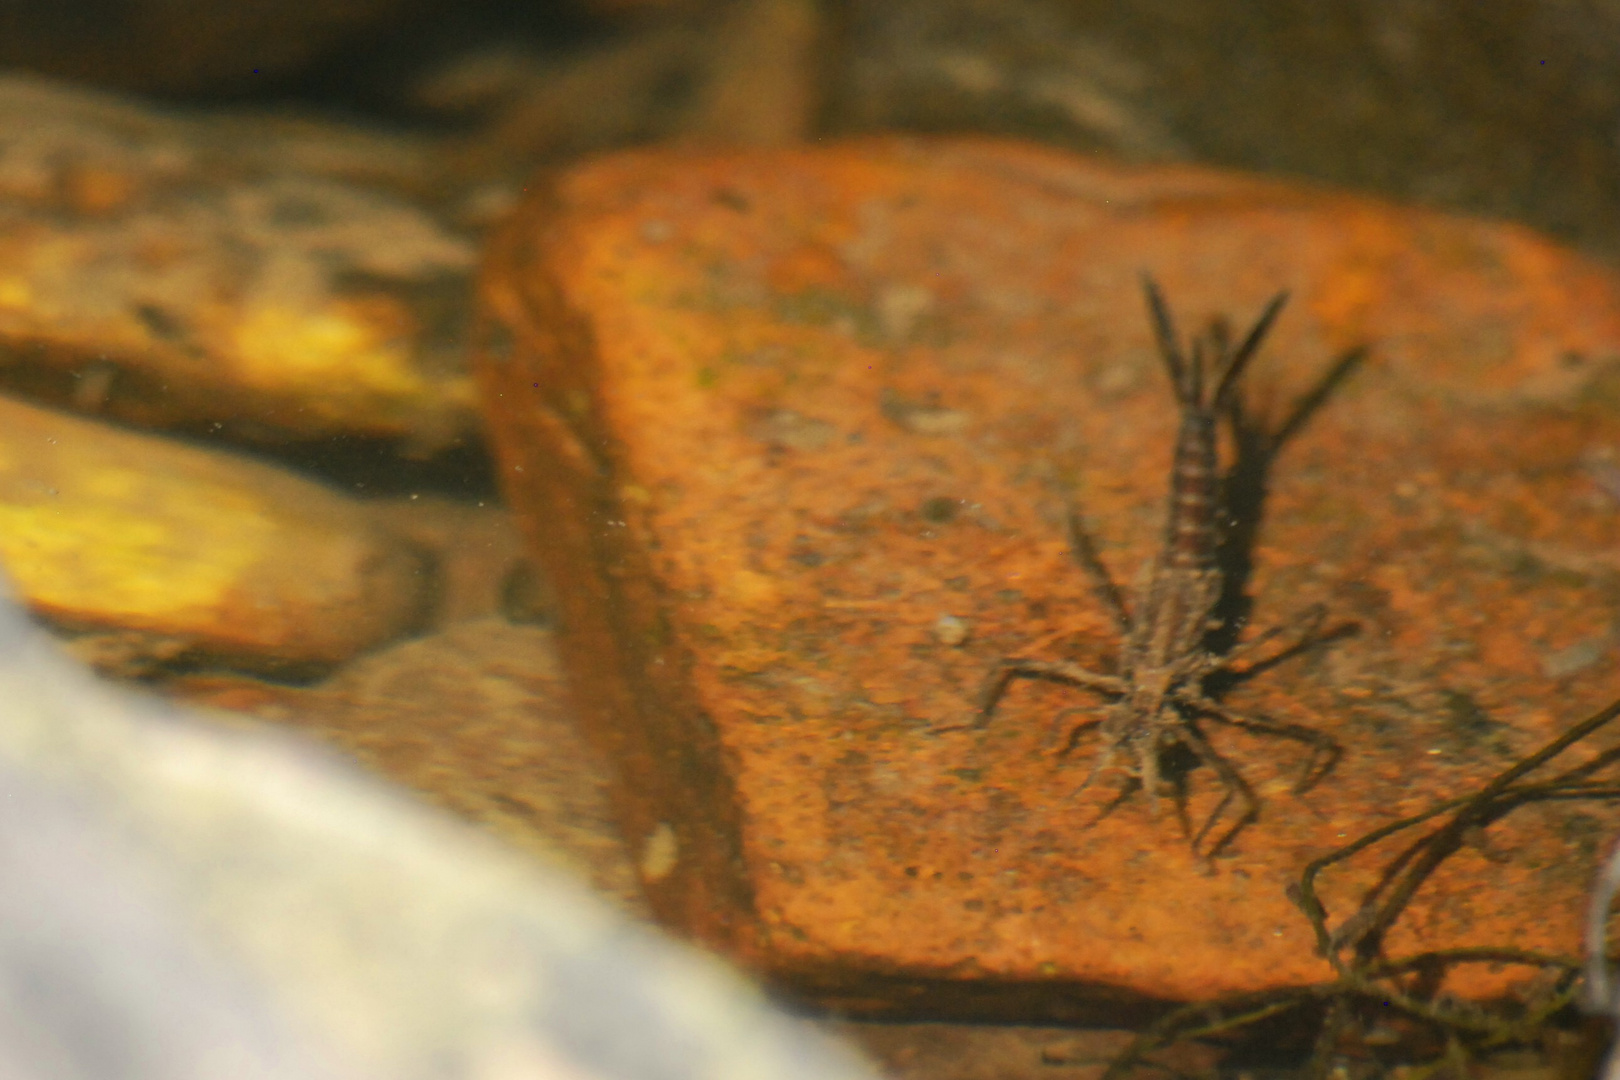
[933,614,970,647]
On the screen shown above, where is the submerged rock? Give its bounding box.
[475,137,1620,1012]
[0,394,433,674]
[0,74,479,452]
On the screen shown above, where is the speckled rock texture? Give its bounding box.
[475,137,1620,1017]
[0,74,479,451]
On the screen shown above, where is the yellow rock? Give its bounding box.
[0,74,480,451]
[0,394,430,669]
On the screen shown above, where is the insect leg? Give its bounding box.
[1176,721,1261,859]
[1178,693,1342,794]
[973,660,1124,728]
[1057,716,1104,756]
[1214,602,1327,672]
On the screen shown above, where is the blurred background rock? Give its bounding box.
[3,0,1614,255]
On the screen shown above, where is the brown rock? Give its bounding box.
[418,0,826,179]
[473,138,1620,1016]
[839,1022,1215,1080]
[359,495,535,626]
[676,0,826,147]
[0,394,431,672]
[0,75,479,452]
[170,618,646,913]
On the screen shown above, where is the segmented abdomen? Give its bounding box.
[1165,409,1220,569]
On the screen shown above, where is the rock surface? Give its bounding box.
[0,573,881,1080]
[0,74,479,451]
[173,618,647,912]
[474,137,1620,1015]
[0,393,431,672]
[417,0,827,177]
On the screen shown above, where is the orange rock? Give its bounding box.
[474,138,1620,1016]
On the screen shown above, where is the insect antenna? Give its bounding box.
[1212,290,1289,409]
[1141,274,1189,402]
